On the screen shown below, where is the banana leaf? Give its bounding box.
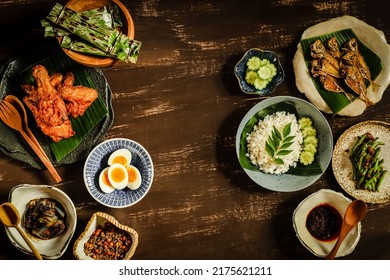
[239,101,323,176]
[20,53,109,162]
[46,3,140,63]
[300,28,382,114]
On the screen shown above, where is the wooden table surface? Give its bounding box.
[0,0,389,260]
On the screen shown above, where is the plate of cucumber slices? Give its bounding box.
[234,48,285,96]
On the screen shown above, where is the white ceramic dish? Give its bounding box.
[293,189,362,258]
[293,15,390,116]
[5,184,77,259]
[83,138,154,208]
[235,96,333,192]
[332,120,390,204]
[73,212,138,260]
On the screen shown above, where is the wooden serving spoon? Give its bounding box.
[0,202,43,260]
[326,200,367,260]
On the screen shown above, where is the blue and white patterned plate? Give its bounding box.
[83,138,154,208]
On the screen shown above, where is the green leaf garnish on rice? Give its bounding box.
[266,123,295,164]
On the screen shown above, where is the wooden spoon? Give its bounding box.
[0,202,43,260]
[326,200,367,260]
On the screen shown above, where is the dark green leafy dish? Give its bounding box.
[42,3,141,63]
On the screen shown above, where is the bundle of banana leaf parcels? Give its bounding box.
[41,3,141,63]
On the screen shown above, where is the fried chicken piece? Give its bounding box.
[50,73,64,88]
[22,65,75,142]
[57,72,98,118]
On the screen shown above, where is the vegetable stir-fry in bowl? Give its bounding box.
[5,184,77,259]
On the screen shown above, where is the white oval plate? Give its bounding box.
[293,15,390,116]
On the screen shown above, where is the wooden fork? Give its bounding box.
[4,95,52,164]
[0,100,62,183]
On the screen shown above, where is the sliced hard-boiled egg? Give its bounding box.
[108,163,128,190]
[108,148,132,166]
[126,165,142,190]
[98,167,116,194]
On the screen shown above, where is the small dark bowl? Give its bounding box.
[234,48,284,96]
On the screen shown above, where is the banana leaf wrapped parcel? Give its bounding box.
[43,3,141,63]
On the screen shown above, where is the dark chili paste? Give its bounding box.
[306,203,342,242]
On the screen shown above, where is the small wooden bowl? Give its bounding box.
[61,0,135,67]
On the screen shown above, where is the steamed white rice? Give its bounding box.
[246,111,303,174]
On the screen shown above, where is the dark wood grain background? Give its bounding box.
[0,0,389,260]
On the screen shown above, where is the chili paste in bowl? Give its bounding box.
[306,203,342,242]
[293,189,361,258]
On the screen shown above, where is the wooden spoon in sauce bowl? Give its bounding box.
[326,200,367,260]
[0,202,43,260]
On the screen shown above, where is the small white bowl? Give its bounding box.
[73,212,138,260]
[292,189,362,258]
[5,184,77,259]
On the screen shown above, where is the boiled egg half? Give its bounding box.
[107,163,128,190]
[108,148,132,166]
[98,148,143,193]
[98,167,116,193]
[126,165,142,190]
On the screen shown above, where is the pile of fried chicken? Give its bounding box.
[309,37,375,105]
[22,65,98,142]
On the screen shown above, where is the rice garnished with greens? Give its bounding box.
[246,111,303,174]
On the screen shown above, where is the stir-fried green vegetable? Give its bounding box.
[350,132,387,191]
[43,3,141,63]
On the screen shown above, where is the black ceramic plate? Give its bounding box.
[0,47,114,169]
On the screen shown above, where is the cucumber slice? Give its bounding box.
[301,126,317,138]
[299,151,315,165]
[253,78,269,90]
[303,135,318,147]
[260,59,270,66]
[298,117,313,129]
[246,56,262,70]
[268,63,277,76]
[257,65,273,80]
[303,143,317,154]
[245,71,258,85]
